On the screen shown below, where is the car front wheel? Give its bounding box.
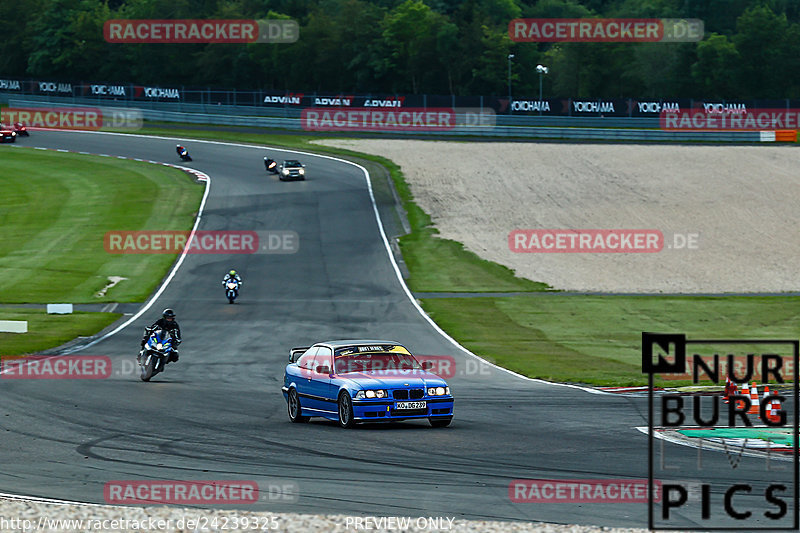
[338,392,355,428]
[287,388,309,423]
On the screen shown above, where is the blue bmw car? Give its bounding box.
[282,340,454,428]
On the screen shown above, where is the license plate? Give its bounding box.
[395,401,426,410]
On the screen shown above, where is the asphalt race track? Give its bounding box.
[0,130,794,529]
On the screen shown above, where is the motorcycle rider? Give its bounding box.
[264,156,277,172]
[176,144,186,158]
[140,308,182,363]
[222,269,242,287]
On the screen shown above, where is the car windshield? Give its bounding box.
[334,352,422,374]
[283,160,301,167]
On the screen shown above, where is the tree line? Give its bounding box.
[0,0,798,99]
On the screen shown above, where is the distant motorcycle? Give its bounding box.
[178,147,192,162]
[225,278,240,304]
[264,157,277,173]
[138,328,177,381]
[13,122,29,136]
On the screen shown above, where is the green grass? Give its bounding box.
[422,295,800,386]
[0,148,203,303]
[0,307,121,356]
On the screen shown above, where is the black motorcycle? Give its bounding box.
[264,157,277,173]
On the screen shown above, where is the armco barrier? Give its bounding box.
[4,97,763,142]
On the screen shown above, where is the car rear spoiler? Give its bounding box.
[289,346,311,363]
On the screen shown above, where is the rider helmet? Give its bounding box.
[162,308,176,320]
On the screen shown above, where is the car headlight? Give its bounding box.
[282,169,289,175]
[427,386,450,396]
[356,390,387,399]
[299,168,305,174]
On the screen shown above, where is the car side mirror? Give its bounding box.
[316,365,331,375]
[421,361,433,370]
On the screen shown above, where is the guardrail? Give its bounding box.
[3,96,765,142]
